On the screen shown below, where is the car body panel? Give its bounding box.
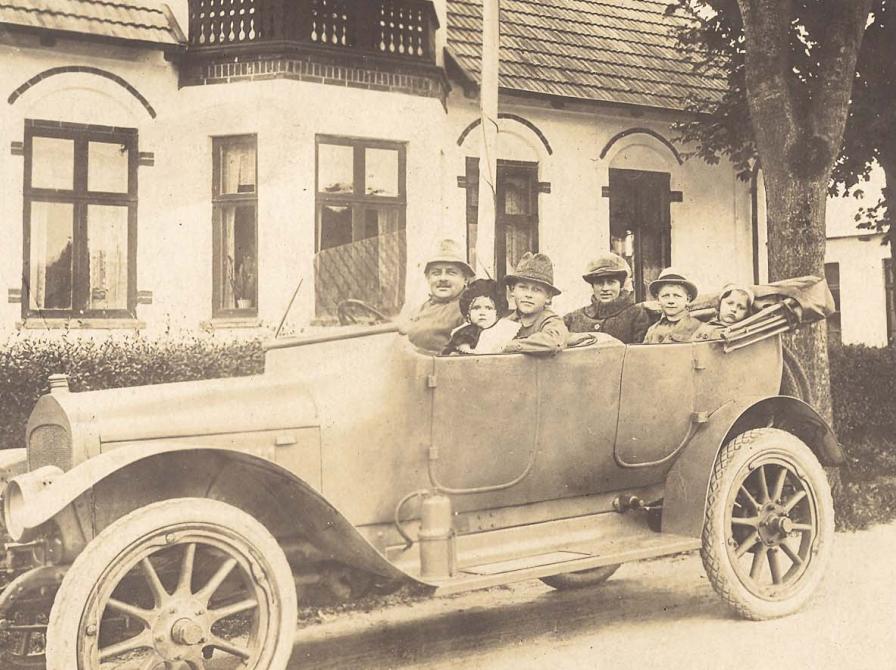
[264,331,434,526]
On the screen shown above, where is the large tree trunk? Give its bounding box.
[762,171,833,422]
[736,0,872,426]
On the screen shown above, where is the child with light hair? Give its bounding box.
[691,284,754,341]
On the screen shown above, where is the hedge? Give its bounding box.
[829,343,896,439]
[0,335,264,451]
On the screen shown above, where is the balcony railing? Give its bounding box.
[188,0,438,61]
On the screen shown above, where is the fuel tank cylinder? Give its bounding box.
[418,493,456,579]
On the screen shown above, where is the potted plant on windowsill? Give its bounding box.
[228,256,256,310]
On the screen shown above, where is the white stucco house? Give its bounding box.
[0,0,776,337]
[824,167,893,346]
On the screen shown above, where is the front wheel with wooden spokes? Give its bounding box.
[701,428,834,620]
[45,498,297,670]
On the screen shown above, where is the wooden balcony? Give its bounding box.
[187,0,438,62]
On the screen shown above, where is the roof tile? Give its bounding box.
[0,0,184,47]
[447,0,723,111]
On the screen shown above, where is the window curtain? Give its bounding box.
[87,205,128,310]
[29,202,73,310]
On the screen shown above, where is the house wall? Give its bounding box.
[825,235,891,346]
[0,33,755,337]
[442,92,754,315]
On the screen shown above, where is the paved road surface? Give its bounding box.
[287,523,896,669]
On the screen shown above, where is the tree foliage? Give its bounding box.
[668,0,893,249]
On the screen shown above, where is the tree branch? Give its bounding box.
[811,0,874,148]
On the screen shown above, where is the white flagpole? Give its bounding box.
[475,0,499,279]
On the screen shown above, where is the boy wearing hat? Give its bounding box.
[642,268,702,344]
[501,252,569,355]
[691,284,754,341]
[563,252,653,343]
[401,239,475,353]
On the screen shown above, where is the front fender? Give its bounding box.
[663,395,842,539]
[3,444,417,584]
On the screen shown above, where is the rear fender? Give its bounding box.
[663,396,843,538]
[4,444,413,583]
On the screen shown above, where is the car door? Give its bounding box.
[614,342,696,467]
[430,341,626,512]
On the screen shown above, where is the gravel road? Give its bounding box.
[288,523,896,669]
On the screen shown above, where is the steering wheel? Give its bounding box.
[336,299,389,326]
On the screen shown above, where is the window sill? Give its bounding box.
[16,318,146,330]
[200,318,263,331]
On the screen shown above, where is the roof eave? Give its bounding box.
[0,21,186,55]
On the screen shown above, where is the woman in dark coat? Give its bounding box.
[563,253,653,344]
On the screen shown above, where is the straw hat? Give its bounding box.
[648,268,698,302]
[504,252,561,296]
[424,239,475,277]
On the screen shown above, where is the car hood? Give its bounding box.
[30,374,318,448]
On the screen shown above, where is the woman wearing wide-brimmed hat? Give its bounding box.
[563,252,654,343]
[500,252,569,355]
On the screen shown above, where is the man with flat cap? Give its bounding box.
[400,239,475,352]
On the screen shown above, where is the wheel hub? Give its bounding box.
[171,618,205,646]
[151,598,209,660]
[757,503,792,546]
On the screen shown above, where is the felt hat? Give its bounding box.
[582,252,632,283]
[504,252,562,296]
[648,268,698,302]
[720,283,755,307]
[424,239,475,277]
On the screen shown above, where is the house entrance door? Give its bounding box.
[608,168,671,301]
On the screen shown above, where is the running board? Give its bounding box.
[388,511,701,594]
[432,532,699,595]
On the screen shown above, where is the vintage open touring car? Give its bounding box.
[0,280,840,669]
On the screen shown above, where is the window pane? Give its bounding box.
[502,176,530,215]
[318,144,354,194]
[87,205,129,310]
[365,148,398,196]
[88,141,129,193]
[216,204,257,310]
[218,139,256,195]
[314,206,405,319]
[31,137,74,190]
[504,219,538,281]
[29,202,73,310]
[317,205,352,251]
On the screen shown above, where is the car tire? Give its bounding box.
[45,498,297,670]
[701,428,834,620]
[540,564,620,590]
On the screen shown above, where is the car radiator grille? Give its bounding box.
[28,425,71,471]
